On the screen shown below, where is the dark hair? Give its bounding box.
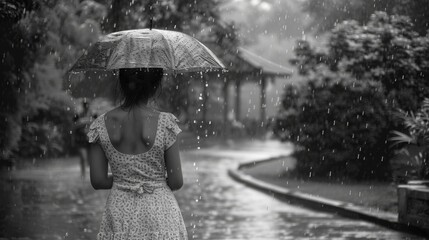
[118,68,163,109]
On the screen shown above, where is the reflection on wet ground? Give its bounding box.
[177,141,425,240]
[0,140,426,239]
[0,159,106,240]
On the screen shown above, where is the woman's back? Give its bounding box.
[89,108,182,183]
[88,108,187,239]
[87,68,187,239]
[104,107,160,155]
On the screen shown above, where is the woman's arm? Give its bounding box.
[88,143,113,189]
[164,141,184,191]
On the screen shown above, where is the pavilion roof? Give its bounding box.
[237,48,292,77]
[205,42,292,78]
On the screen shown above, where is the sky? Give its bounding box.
[219,0,318,119]
[220,0,315,68]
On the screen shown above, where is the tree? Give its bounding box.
[1,0,107,159]
[291,12,429,112]
[303,0,429,35]
[0,0,40,159]
[275,71,390,180]
[103,0,228,35]
[18,0,107,158]
[275,12,429,180]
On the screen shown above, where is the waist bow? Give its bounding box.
[115,181,165,194]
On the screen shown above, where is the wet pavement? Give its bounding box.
[0,140,426,239]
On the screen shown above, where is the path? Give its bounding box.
[0,140,425,239]
[177,140,424,239]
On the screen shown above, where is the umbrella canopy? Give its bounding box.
[70,28,226,73]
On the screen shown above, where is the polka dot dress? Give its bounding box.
[88,112,188,240]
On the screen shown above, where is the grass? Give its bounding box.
[241,156,398,214]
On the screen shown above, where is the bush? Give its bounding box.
[274,71,391,180]
[277,11,429,181]
[0,112,22,160]
[17,92,75,158]
[390,98,429,179]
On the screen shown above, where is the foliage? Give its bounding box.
[291,12,429,112]
[390,98,429,179]
[1,0,107,159]
[104,0,226,33]
[276,12,429,180]
[390,100,429,147]
[275,71,390,180]
[303,0,429,35]
[17,92,75,158]
[3,0,236,158]
[0,0,40,159]
[102,0,239,50]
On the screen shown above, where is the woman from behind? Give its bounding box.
[87,68,188,239]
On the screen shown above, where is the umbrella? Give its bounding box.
[69,28,226,73]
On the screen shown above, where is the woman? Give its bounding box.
[87,68,188,239]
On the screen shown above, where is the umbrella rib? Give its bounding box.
[197,40,225,68]
[157,29,176,71]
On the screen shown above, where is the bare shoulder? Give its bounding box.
[104,107,125,126]
[105,107,124,118]
[142,108,162,118]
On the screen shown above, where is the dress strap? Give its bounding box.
[87,114,105,143]
[164,112,182,150]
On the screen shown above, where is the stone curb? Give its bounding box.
[228,157,429,238]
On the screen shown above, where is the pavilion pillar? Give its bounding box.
[222,77,229,136]
[235,79,241,121]
[202,76,208,122]
[260,76,267,125]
